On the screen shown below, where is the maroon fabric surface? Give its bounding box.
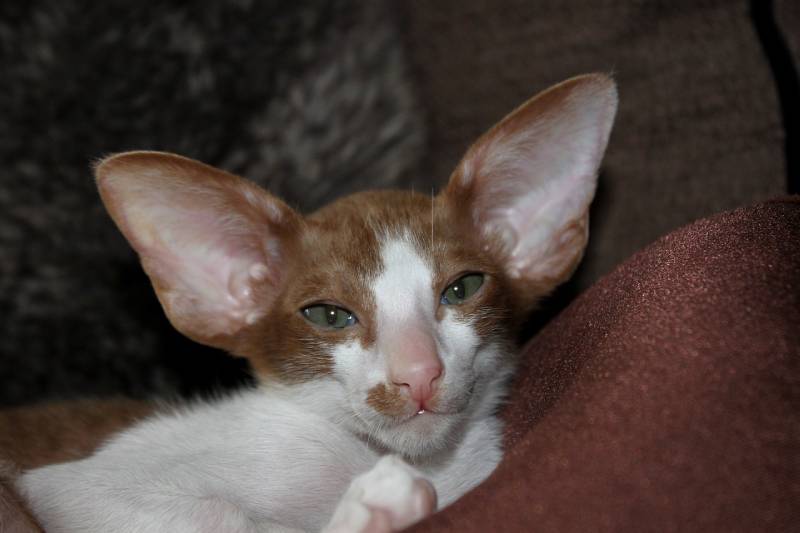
[411,198,800,532]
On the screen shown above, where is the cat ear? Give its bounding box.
[95,151,300,352]
[445,73,617,290]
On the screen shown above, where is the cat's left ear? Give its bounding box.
[444,73,617,293]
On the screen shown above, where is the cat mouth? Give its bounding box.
[371,406,442,427]
[398,404,461,423]
[398,387,474,421]
[360,381,474,426]
[394,409,442,428]
[393,408,439,423]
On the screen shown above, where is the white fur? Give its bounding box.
[17,234,512,532]
[373,236,435,325]
[322,456,433,533]
[18,381,507,532]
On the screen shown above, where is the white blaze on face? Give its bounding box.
[372,236,443,400]
[373,236,435,324]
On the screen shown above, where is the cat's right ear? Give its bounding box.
[443,74,617,301]
[95,151,301,353]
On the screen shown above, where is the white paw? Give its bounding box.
[323,456,437,533]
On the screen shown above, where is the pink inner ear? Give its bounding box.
[140,210,274,335]
[454,74,618,284]
[97,152,293,348]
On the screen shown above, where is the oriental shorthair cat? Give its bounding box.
[4,74,617,532]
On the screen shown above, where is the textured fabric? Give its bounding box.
[399,0,787,290]
[0,0,424,405]
[411,198,800,532]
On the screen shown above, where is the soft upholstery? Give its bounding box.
[411,198,800,532]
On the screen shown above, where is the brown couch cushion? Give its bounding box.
[411,198,800,532]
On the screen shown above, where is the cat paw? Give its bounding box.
[323,456,437,533]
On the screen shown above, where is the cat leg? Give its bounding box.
[323,456,436,533]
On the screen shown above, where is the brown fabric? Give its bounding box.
[410,198,800,532]
[399,0,786,289]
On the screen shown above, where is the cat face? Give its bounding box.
[238,191,518,455]
[95,74,617,457]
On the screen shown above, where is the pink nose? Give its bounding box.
[391,362,443,404]
[383,325,442,407]
[392,361,442,404]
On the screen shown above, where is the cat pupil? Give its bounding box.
[326,305,337,325]
[452,281,465,299]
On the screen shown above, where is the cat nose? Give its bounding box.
[387,330,443,404]
[392,362,442,404]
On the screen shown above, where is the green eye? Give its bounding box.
[301,304,357,329]
[441,273,484,305]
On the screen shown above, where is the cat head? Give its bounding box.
[95,74,617,457]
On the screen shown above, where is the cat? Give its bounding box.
[11,73,617,532]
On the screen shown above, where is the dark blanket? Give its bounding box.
[412,198,800,532]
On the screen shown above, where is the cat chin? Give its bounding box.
[366,409,467,459]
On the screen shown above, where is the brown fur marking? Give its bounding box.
[0,398,154,471]
[366,383,408,417]
[1,477,43,532]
